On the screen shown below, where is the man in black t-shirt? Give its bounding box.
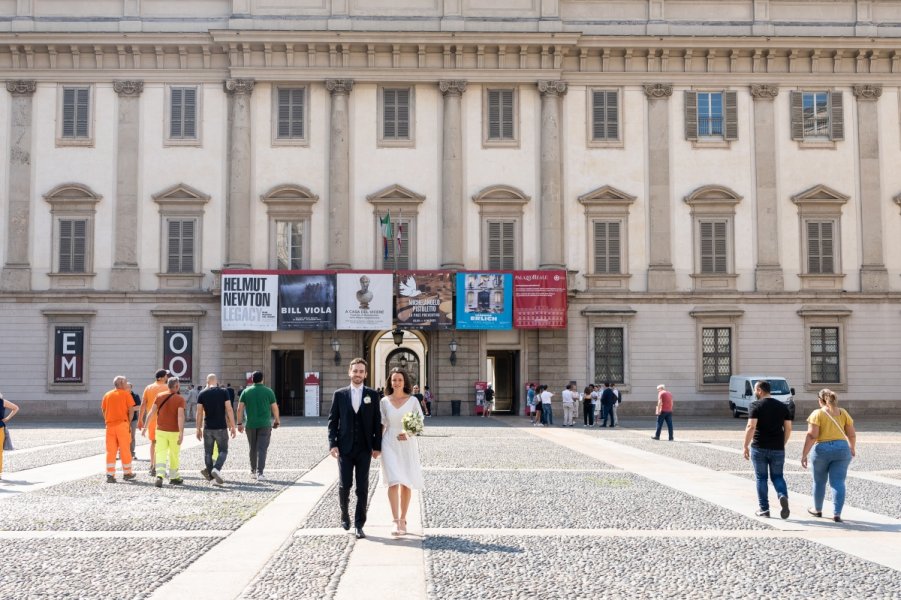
[196,374,237,486]
[742,380,793,519]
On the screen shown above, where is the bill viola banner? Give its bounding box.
[455,272,513,330]
[395,271,455,329]
[336,272,393,330]
[513,270,568,329]
[278,272,336,330]
[221,272,279,331]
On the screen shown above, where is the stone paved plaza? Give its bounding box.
[1,416,900,599]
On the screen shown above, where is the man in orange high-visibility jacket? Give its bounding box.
[140,369,169,477]
[102,376,137,483]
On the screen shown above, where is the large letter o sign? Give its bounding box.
[163,328,193,382]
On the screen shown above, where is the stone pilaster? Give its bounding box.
[643,83,675,291]
[853,84,888,292]
[538,80,567,270]
[224,78,254,269]
[439,80,467,270]
[1,80,36,291]
[750,84,784,291]
[326,79,353,270]
[110,80,144,290]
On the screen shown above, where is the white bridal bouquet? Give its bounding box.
[402,411,424,436]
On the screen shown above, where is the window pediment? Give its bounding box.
[261,184,319,217]
[44,183,102,211]
[684,185,742,215]
[473,185,529,217]
[367,183,425,214]
[578,185,636,209]
[152,183,210,214]
[791,184,849,207]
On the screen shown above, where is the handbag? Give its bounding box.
[3,428,13,451]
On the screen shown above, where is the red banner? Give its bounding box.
[513,270,567,329]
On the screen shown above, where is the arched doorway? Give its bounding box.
[385,348,420,387]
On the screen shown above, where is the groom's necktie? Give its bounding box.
[352,388,361,413]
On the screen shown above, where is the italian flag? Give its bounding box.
[380,212,392,260]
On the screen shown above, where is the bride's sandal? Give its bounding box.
[397,519,407,536]
[391,519,402,536]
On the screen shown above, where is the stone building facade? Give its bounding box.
[2,1,901,417]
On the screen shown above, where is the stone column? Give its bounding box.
[224,78,254,269]
[538,80,567,270]
[854,84,888,292]
[326,79,353,270]
[439,80,466,270]
[750,84,784,291]
[1,80,36,291]
[110,80,144,290]
[643,83,675,291]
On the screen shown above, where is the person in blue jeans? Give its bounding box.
[742,380,793,518]
[538,385,554,426]
[801,389,856,523]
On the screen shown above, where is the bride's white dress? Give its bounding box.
[379,395,424,489]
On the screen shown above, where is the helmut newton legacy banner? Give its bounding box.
[221,272,279,331]
[278,273,337,330]
[336,272,393,330]
[395,271,454,329]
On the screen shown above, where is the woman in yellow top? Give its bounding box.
[800,389,856,523]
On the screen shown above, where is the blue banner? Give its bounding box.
[455,272,513,330]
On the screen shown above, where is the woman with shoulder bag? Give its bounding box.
[0,390,21,481]
[800,389,856,523]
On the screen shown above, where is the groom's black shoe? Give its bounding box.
[355,527,366,539]
[341,516,350,531]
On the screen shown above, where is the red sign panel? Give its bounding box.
[54,326,84,383]
[513,270,568,329]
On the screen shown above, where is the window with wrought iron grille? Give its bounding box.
[594,327,624,384]
[810,327,840,383]
[702,327,732,384]
[276,221,304,270]
[166,218,196,274]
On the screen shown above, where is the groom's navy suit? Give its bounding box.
[328,385,382,528]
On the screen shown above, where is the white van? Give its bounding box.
[728,376,795,419]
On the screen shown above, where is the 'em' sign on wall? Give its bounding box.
[54,326,84,384]
[163,327,193,383]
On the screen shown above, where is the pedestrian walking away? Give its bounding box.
[101,376,137,483]
[600,382,617,427]
[561,384,576,427]
[801,389,857,523]
[328,358,383,539]
[126,382,141,460]
[652,384,674,441]
[742,380,793,518]
[0,390,20,481]
[186,384,200,422]
[196,373,237,486]
[237,370,280,480]
[423,385,433,417]
[582,385,595,427]
[140,369,170,477]
[611,382,622,427]
[142,377,186,486]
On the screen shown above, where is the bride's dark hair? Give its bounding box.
[385,368,412,396]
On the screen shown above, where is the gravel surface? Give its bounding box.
[301,468,380,529]
[716,440,901,472]
[423,417,532,438]
[175,437,328,473]
[242,535,351,600]
[0,470,305,531]
[3,438,149,473]
[424,535,901,600]
[604,438,769,473]
[419,435,617,470]
[1,424,107,449]
[421,470,769,530]
[0,536,219,599]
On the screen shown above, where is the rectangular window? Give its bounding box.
[276,221,303,270]
[487,89,515,140]
[702,327,732,384]
[594,327,625,384]
[61,87,90,139]
[383,219,411,270]
[382,88,411,141]
[806,221,835,274]
[276,87,305,139]
[591,90,619,142]
[697,92,723,137]
[487,220,515,270]
[802,92,830,138]
[699,220,728,274]
[593,221,621,274]
[58,219,87,273]
[166,219,195,274]
[810,326,840,383]
[169,87,198,139]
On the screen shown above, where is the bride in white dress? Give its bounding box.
[379,368,424,536]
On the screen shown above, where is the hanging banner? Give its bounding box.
[395,271,455,330]
[278,273,336,330]
[53,326,84,384]
[455,272,513,330]
[513,270,568,329]
[163,327,193,383]
[336,272,393,330]
[221,272,279,331]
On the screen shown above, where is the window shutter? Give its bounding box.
[713,220,727,273]
[59,219,73,272]
[76,88,90,138]
[167,220,182,273]
[487,90,500,139]
[829,91,844,141]
[183,88,197,139]
[820,221,834,273]
[592,91,605,141]
[398,220,410,270]
[290,222,303,269]
[182,220,195,273]
[593,221,607,273]
[501,220,515,269]
[684,91,698,141]
[383,89,397,139]
[277,89,304,139]
[605,90,619,140]
[790,91,804,140]
[62,89,76,138]
[396,89,410,139]
[607,221,621,273]
[724,90,738,140]
[501,90,514,139]
[72,220,87,273]
[700,221,714,273]
[291,89,304,138]
[488,221,502,269]
[170,88,183,138]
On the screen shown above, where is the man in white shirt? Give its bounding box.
[539,385,553,426]
[561,384,576,427]
[611,382,622,427]
[591,384,601,426]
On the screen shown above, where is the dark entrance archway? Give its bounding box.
[385,348,420,387]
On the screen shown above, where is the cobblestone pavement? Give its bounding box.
[0,416,899,599]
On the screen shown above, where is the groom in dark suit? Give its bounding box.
[328,357,382,539]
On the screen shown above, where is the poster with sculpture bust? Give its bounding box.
[336,272,393,330]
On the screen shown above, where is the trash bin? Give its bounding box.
[451,399,461,416]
